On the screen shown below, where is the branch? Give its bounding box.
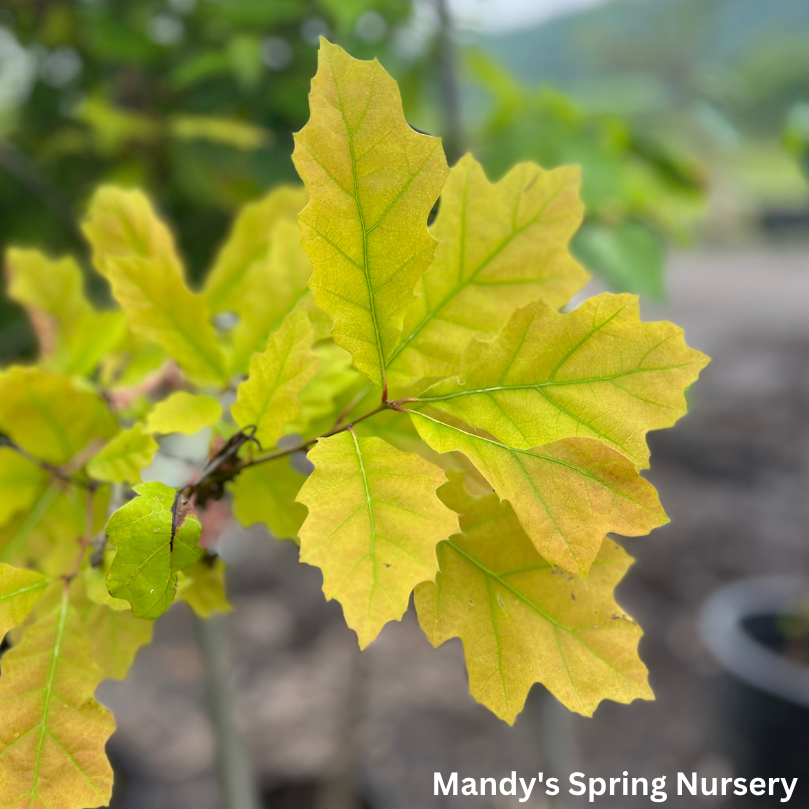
[0,434,95,490]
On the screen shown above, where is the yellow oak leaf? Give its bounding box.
[409,410,667,576]
[231,305,318,449]
[5,248,126,375]
[293,39,448,392]
[177,558,232,618]
[87,423,159,484]
[0,448,47,528]
[0,367,117,465]
[79,597,154,680]
[83,186,227,386]
[0,564,48,640]
[388,154,588,393]
[416,483,653,723]
[0,580,114,809]
[410,294,710,469]
[297,431,459,648]
[145,391,222,435]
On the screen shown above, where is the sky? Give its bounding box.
[447,0,609,33]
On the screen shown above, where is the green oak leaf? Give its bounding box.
[293,39,448,392]
[106,482,203,619]
[408,293,710,469]
[297,431,459,648]
[416,480,653,723]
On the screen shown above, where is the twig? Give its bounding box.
[0,435,95,490]
[238,403,388,471]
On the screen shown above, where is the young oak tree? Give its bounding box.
[0,40,708,807]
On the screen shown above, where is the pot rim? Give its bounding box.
[701,576,809,708]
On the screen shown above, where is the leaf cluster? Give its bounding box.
[0,40,708,807]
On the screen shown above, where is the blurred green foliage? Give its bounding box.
[0,0,409,358]
[784,103,809,180]
[465,51,706,301]
[0,0,709,363]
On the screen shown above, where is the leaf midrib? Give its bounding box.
[29,583,69,807]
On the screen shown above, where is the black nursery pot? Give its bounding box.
[701,578,809,804]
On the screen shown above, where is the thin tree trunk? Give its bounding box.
[195,613,262,809]
[434,0,463,164]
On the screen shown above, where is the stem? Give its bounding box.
[195,613,262,809]
[234,403,389,474]
[0,436,95,490]
[434,0,464,164]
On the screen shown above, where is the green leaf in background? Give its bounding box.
[0,367,117,464]
[106,482,203,619]
[231,459,308,543]
[231,306,319,449]
[408,412,667,575]
[388,154,588,393]
[409,293,709,470]
[416,480,652,723]
[297,431,459,648]
[574,221,666,301]
[145,392,223,435]
[293,39,448,391]
[83,187,228,386]
[87,424,159,484]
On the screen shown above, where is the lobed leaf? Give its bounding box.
[231,305,319,449]
[388,155,588,393]
[0,564,48,639]
[409,411,667,576]
[106,482,203,619]
[297,431,458,648]
[231,458,308,543]
[145,391,222,435]
[0,486,109,577]
[83,187,227,386]
[0,580,114,809]
[416,483,653,723]
[79,598,153,681]
[87,424,159,484]
[0,368,117,465]
[411,294,710,469]
[293,39,448,391]
[5,249,126,376]
[203,187,327,373]
[177,558,232,618]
